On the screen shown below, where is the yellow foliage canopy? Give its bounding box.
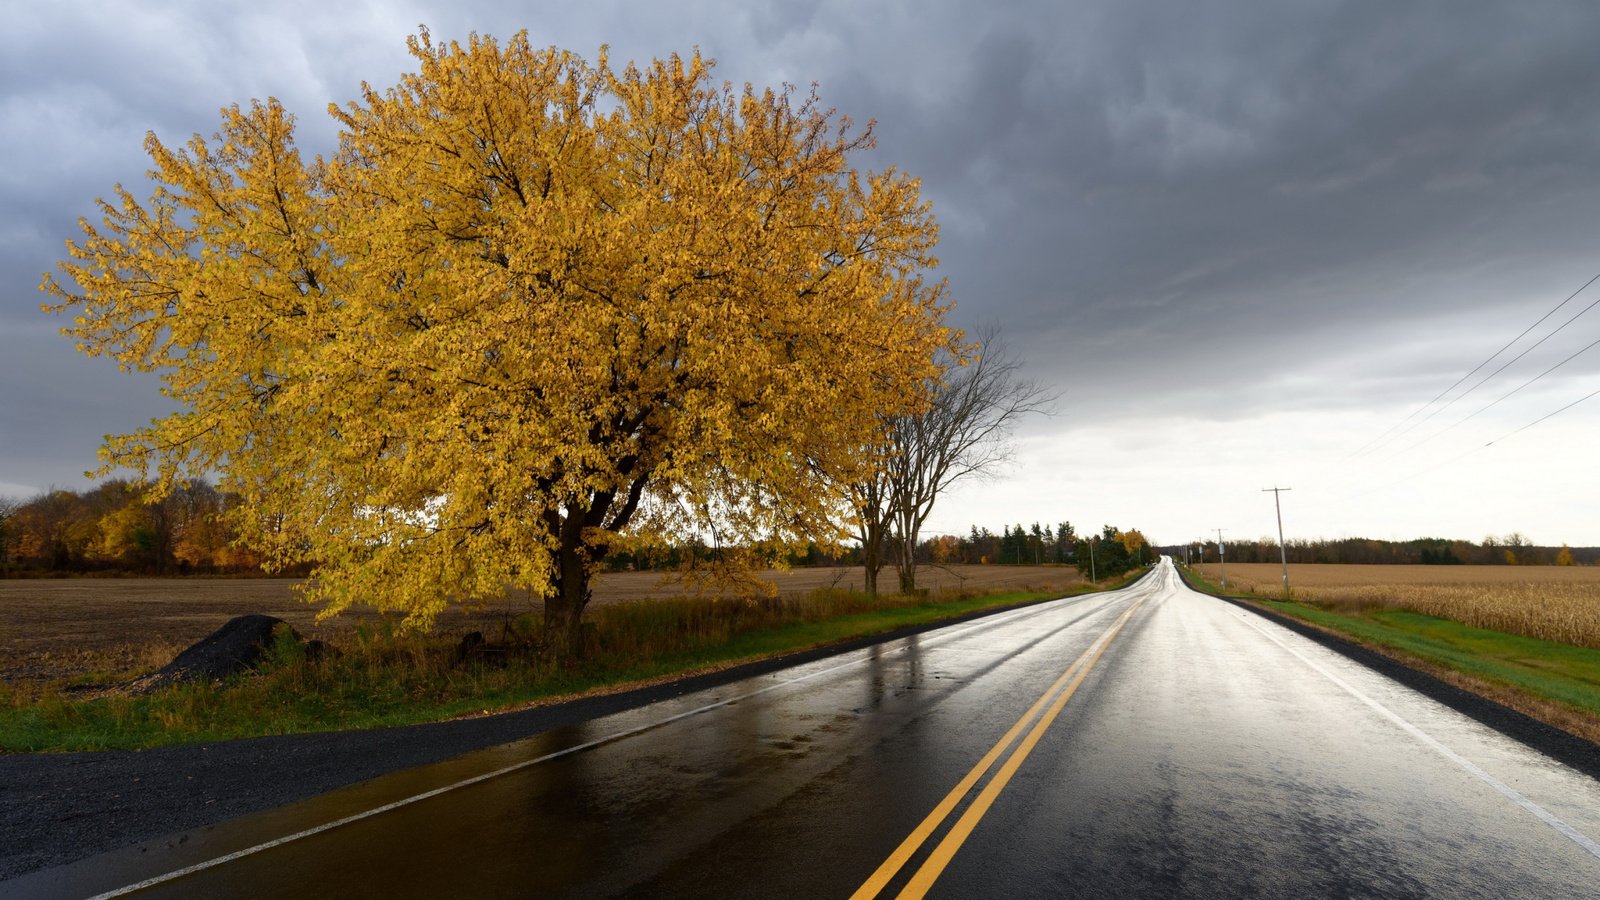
[1115,530,1149,556]
[43,31,953,646]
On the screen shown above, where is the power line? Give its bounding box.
[1339,380,1600,502]
[1349,270,1600,459]
[1398,332,1600,452]
[1389,287,1600,440]
[1485,383,1600,447]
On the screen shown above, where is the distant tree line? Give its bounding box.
[2,480,1157,583]
[928,522,1151,579]
[688,518,1152,582]
[0,480,298,576]
[609,519,1153,583]
[1171,534,1596,567]
[0,482,1153,582]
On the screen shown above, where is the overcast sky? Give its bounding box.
[4,1,1599,547]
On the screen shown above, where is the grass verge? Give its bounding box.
[0,576,1135,753]
[1179,567,1600,744]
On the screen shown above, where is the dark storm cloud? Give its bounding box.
[801,1,1600,423]
[0,1,427,492]
[4,0,1599,497]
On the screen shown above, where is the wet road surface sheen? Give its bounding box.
[13,559,1600,898]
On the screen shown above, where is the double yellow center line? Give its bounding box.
[851,596,1148,899]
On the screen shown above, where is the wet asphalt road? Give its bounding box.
[11,559,1600,899]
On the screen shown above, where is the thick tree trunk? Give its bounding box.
[857,506,889,599]
[897,558,917,594]
[537,475,646,663]
[545,525,593,661]
[862,533,883,598]
[894,535,918,594]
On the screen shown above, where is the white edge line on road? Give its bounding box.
[88,591,1123,899]
[1237,613,1600,861]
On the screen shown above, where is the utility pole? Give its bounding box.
[1263,487,1292,595]
[1216,528,1226,590]
[1089,535,1097,583]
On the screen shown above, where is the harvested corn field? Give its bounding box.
[1194,563,1600,649]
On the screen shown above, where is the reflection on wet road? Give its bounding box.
[18,559,1600,898]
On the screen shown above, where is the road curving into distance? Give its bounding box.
[7,557,1600,898]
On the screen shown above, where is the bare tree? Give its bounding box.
[846,441,896,597]
[882,328,1054,593]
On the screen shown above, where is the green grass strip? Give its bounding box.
[1255,602,1600,715]
[1179,567,1600,720]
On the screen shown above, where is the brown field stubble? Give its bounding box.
[1195,563,1600,649]
[0,565,1081,683]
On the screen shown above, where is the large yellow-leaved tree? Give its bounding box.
[43,30,953,656]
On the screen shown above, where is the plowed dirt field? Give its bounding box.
[0,565,1080,682]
